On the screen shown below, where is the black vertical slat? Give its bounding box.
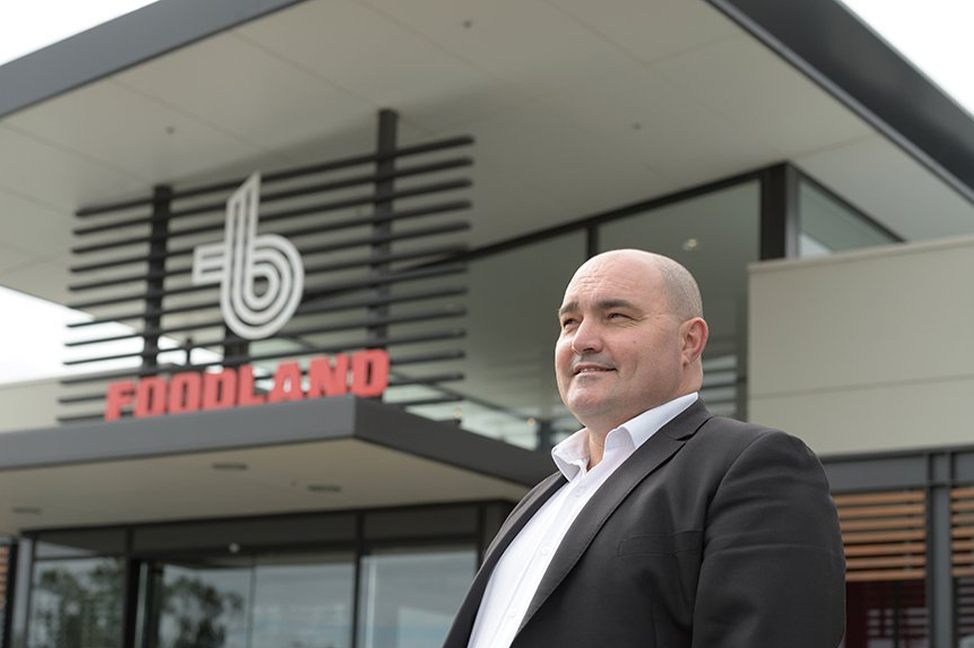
[368,109,399,367]
[144,186,172,369]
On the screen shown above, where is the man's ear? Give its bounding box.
[681,317,708,365]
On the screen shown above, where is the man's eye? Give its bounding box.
[608,313,628,320]
[561,318,578,328]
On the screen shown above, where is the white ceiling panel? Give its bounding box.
[113,33,373,155]
[0,189,72,256]
[459,100,669,233]
[548,0,741,64]
[362,0,636,100]
[540,63,779,184]
[235,0,521,134]
[653,36,874,158]
[795,135,974,240]
[0,259,70,305]
[0,244,34,275]
[6,80,270,189]
[0,124,141,211]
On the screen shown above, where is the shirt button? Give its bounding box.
[507,610,517,619]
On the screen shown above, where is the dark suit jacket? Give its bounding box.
[443,400,845,648]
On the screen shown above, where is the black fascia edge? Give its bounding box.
[707,0,974,207]
[0,0,308,120]
[0,396,551,488]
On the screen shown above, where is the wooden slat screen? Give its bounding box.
[950,486,974,577]
[833,490,927,582]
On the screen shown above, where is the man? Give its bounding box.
[443,249,845,648]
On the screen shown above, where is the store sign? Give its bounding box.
[103,350,389,420]
[192,172,305,340]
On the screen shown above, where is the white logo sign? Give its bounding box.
[192,173,305,340]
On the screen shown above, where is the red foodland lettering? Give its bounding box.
[102,350,391,420]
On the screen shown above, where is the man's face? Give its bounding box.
[555,254,686,432]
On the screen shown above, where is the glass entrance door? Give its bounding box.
[139,553,355,648]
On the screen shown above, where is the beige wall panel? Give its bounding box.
[750,236,974,398]
[0,378,59,433]
[748,235,974,454]
[750,375,974,456]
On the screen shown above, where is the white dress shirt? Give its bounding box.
[466,393,698,648]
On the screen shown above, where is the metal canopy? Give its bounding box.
[0,396,551,534]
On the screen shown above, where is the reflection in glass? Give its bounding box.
[599,181,761,418]
[251,554,354,648]
[150,563,250,648]
[842,579,927,647]
[798,180,897,257]
[357,548,476,648]
[28,558,124,648]
[398,232,587,448]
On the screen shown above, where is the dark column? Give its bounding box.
[1,543,16,648]
[144,186,171,370]
[928,451,955,648]
[120,558,141,648]
[368,109,398,353]
[8,538,32,648]
[759,163,800,260]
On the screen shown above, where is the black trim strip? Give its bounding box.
[707,0,974,205]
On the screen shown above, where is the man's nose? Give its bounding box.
[570,318,603,354]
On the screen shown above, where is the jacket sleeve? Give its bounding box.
[690,430,846,648]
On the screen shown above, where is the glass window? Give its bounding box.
[391,232,587,448]
[798,180,898,258]
[251,554,354,648]
[843,580,928,648]
[28,558,125,648]
[148,559,251,648]
[356,547,477,648]
[598,181,760,419]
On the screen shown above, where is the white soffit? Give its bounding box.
[0,438,529,534]
[0,0,973,307]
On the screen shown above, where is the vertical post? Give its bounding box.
[144,186,171,371]
[350,512,365,648]
[1,543,16,648]
[759,163,800,260]
[536,419,555,453]
[928,451,955,648]
[7,538,32,648]
[120,558,141,648]
[586,224,599,259]
[368,109,398,400]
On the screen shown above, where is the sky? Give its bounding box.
[840,0,974,117]
[0,0,159,67]
[0,0,971,383]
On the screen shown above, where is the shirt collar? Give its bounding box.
[551,392,699,481]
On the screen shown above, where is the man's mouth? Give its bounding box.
[573,364,615,376]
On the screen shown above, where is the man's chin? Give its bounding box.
[566,395,610,423]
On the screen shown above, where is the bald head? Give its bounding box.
[556,248,709,437]
[573,249,702,322]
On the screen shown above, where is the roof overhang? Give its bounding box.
[2,0,974,307]
[0,396,550,534]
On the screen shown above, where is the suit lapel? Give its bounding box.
[441,471,566,648]
[517,399,713,634]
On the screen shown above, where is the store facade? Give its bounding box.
[2,0,974,646]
